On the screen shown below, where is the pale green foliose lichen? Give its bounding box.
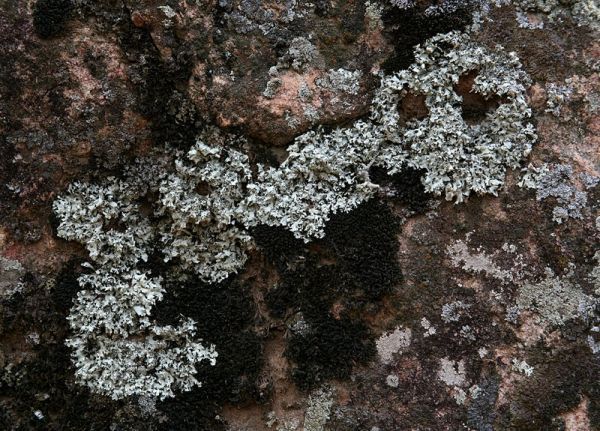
[242,120,381,241]
[304,386,334,431]
[157,128,254,282]
[66,267,217,400]
[371,31,536,202]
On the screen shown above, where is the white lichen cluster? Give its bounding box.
[388,0,415,8]
[54,153,219,400]
[285,36,320,71]
[54,179,155,266]
[0,256,25,299]
[511,358,534,376]
[304,386,334,431]
[545,82,574,117]
[158,128,254,282]
[441,300,472,323]
[371,31,536,202]
[67,269,217,400]
[243,120,380,240]
[316,69,363,95]
[376,326,412,364]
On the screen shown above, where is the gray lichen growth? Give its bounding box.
[157,128,254,283]
[286,37,320,71]
[441,301,472,323]
[545,82,573,117]
[437,357,468,403]
[376,326,412,364]
[0,256,25,299]
[520,163,594,223]
[263,78,283,99]
[66,267,217,400]
[304,386,334,431]
[243,120,380,240]
[506,0,600,31]
[316,69,362,95]
[516,268,591,326]
[372,31,536,202]
[53,146,223,400]
[447,240,517,283]
[53,178,155,266]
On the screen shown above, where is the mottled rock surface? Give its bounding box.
[0,0,598,430]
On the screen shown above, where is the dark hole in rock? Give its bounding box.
[398,91,429,126]
[194,180,212,196]
[104,217,127,232]
[454,70,508,125]
[138,191,158,218]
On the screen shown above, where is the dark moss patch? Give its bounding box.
[323,200,402,301]
[499,344,599,430]
[157,388,228,431]
[286,316,375,390]
[153,276,263,405]
[135,50,201,151]
[370,166,431,213]
[0,342,118,430]
[52,260,85,315]
[83,49,108,81]
[263,200,401,389]
[33,0,73,39]
[251,224,307,272]
[381,3,474,73]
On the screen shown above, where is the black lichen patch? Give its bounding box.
[33,0,73,39]
[381,2,474,73]
[51,260,85,315]
[152,274,263,430]
[266,199,403,318]
[251,224,307,273]
[0,344,117,431]
[370,166,432,213]
[323,200,402,301]
[156,390,228,431]
[153,275,263,412]
[0,272,119,430]
[286,316,375,390]
[263,200,401,390]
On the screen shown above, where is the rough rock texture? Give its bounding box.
[0,0,598,430]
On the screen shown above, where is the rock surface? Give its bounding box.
[0,0,598,430]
